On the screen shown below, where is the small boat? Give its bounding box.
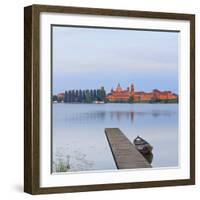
[93,101,105,104]
[133,136,153,155]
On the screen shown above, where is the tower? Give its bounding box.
[131,83,134,92]
[116,83,122,92]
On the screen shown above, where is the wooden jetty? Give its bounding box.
[105,128,152,169]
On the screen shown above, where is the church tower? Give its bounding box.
[131,83,134,92]
[116,83,122,92]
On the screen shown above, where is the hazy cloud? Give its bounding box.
[52,26,178,94]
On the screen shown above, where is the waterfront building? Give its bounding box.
[106,83,177,103]
[106,83,134,102]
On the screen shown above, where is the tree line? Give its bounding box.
[53,87,107,103]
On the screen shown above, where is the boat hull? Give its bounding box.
[133,136,153,155]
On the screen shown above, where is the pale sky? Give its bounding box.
[52,26,179,94]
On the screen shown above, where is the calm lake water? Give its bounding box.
[52,103,178,172]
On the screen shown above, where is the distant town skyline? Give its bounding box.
[52,26,179,94]
[54,82,178,95]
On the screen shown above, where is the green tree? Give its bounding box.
[52,95,57,102]
[64,91,68,103]
[93,89,97,100]
[97,89,101,101]
[75,90,79,102]
[90,90,94,101]
[128,96,134,103]
[82,90,86,102]
[71,90,75,102]
[68,91,72,102]
[85,90,92,103]
[78,90,82,102]
[100,87,106,101]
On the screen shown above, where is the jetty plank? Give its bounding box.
[105,128,151,169]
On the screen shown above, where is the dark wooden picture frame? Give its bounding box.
[24,4,195,195]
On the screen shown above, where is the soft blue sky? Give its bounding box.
[52,26,179,94]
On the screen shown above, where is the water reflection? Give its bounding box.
[144,152,153,164]
[53,103,178,172]
[110,111,134,123]
[64,109,176,125]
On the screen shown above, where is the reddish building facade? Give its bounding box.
[106,83,177,103]
[57,92,65,102]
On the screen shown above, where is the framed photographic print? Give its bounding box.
[24,4,195,194]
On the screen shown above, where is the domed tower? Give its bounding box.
[116,83,122,92]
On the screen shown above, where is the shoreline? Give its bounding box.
[52,102,178,104]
